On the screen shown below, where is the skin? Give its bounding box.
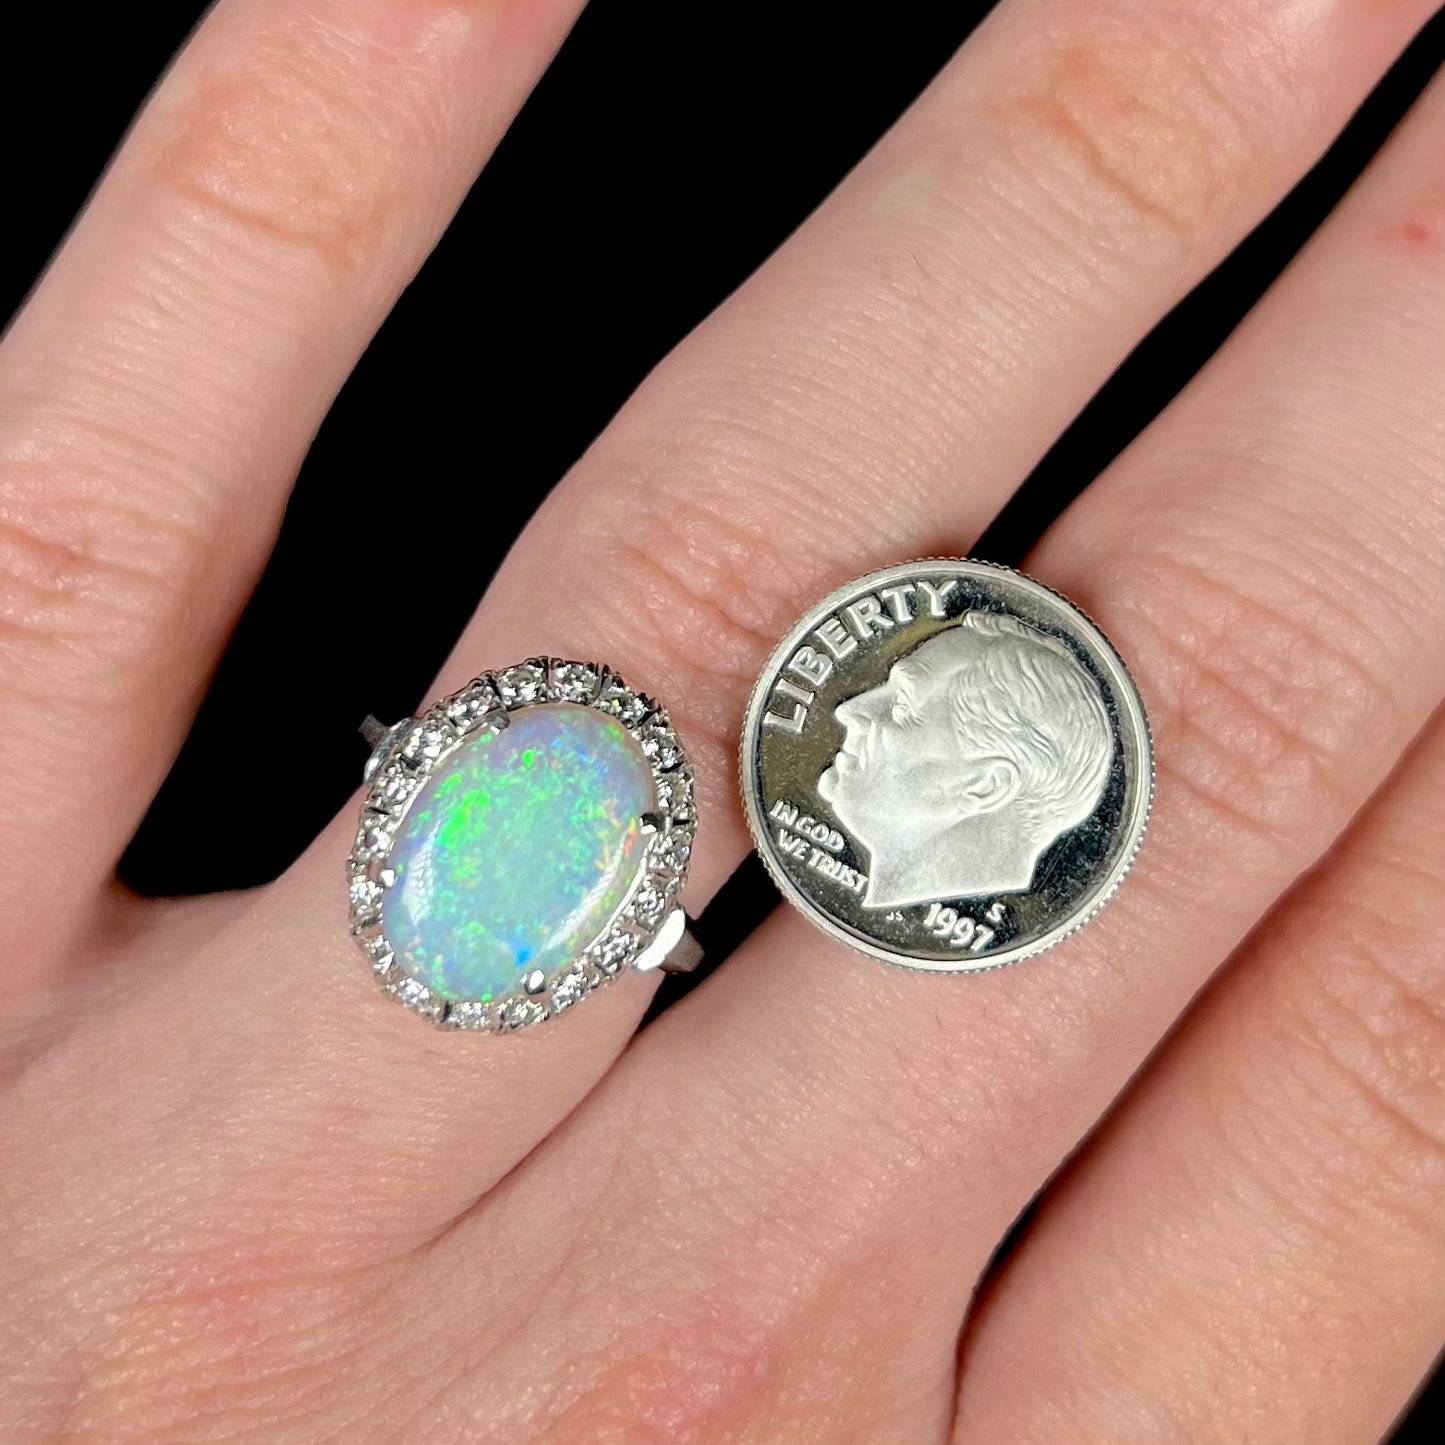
[2,0,1443,1441]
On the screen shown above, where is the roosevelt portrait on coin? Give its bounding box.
[817,612,1114,910]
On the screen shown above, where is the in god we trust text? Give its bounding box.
[768,801,868,895]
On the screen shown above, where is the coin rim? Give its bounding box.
[739,558,1154,974]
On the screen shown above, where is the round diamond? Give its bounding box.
[496,661,545,707]
[498,996,545,1030]
[639,716,682,770]
[548,961,595,1011]
[401,718,451,764]
[445,679,500,733]
[350,875,383,918]
[354,813,394,862]
[628,883,667,930]
[374,764,420,812]
[596,676,650,728]
[649,829,692,875]
[586,928,638,978]
[444,1000,492,1031]
[391,976,443,1019]
[654,769,694,820]
[549,661,601,703]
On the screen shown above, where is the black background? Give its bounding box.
[5,2,1442,1436]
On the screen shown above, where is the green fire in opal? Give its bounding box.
[382,705,655,1002]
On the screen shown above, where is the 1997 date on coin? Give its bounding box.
[921,901,1007,952]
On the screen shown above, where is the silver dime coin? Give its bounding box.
[740,559,1152,972]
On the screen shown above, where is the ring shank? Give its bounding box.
[658,926,704,975]
[632,908,702,975]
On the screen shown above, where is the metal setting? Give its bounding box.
[349,658,698,1031]
[741,559,1152,973]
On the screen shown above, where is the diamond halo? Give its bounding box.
[348,658,697,1032]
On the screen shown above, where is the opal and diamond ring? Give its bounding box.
[349,658,699,1032]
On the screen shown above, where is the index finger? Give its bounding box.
[0,0,585,986]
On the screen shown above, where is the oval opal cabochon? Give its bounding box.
[382,704,656,1002]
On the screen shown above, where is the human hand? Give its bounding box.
[3,2,1443,1441]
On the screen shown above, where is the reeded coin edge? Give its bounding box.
[738,557,1154,975]
[349,658,697,1032]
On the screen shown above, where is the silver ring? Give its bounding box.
[348,658,700,1032]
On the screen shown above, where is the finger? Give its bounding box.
[533,46,1445,1418]
[199,0,1436,1225]
[0,0,584,975]
[954,711,1445,1445]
